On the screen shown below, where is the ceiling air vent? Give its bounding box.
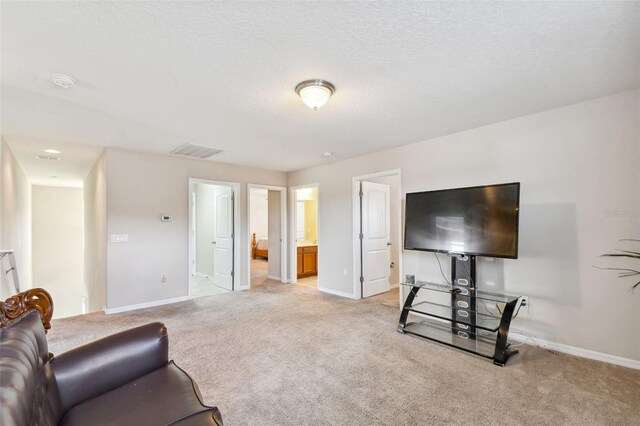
[36,155,61,160]
[170,144,222,159]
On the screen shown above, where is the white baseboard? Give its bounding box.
[104,295,190,314]
[509,332,640,370]
[390,282,399,289]
[318,286,356,299]
[267,275,281,281]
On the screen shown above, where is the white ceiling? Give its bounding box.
[1,1,639,178]
[6,138,104,188]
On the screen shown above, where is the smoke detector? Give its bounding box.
[52,73,76,89]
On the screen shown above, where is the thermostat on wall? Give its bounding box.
[161,214,172,222]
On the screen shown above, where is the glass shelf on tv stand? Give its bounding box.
[398,280,522,366]
[406,300,502,332]
[400,281,520,304]
[402,319,497,359]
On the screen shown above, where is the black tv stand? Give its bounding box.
[397,255,521,366]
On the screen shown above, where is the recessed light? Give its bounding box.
[323,152,334,157]
[51,73,76,89]
[44,149,61,154]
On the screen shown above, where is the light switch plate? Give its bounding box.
[110,234,129,243]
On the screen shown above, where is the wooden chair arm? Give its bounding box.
[0,288,54,333]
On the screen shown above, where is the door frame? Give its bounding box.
[352,169,402,300]
[188,178,241,297]
[289,183,319,287]
[247,184,288,287]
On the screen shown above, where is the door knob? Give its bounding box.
[212,241,216,244]
[387,242,392,246]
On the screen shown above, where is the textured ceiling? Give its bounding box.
[1,1,639,177]
[6,138,104,188]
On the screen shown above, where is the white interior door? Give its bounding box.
[361,181,391,298]
[213,186,234,290]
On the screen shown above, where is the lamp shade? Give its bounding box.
[295,80,335,110]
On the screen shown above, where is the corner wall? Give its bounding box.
[0,138,31,298]
[84,150,108,312]
[287,89,640,361]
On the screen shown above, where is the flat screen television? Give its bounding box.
[404,182,520,259]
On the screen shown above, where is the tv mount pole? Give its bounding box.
[449,253,477,340]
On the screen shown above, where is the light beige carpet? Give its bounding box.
[48,281,640,425]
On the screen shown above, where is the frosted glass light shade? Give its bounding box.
[295,80,335,110]
[299,85,331,110]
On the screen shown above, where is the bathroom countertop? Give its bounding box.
[296,242,317,248]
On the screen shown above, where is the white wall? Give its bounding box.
[105,148,287,309]
[84,151,107,312]
[194,183,215,276]
[364,174,400,286]
[0,138,31,298]
[32,185,85,318]
[288,90,640,361]
[267,189,281,279]
[250,188,268,239]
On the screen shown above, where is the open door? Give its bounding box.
[213,186,234,290]
[360,181,391,298]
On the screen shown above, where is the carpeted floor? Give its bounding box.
[48,280,640,425]
[251,257,270,289]
[251,257,319,290]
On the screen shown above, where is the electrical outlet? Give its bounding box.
[161,273,167,283]
[343,268,348,276]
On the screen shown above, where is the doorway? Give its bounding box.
[290,185,319,289]
[247,184,287,288]
[188,179,240,298]
[353,170,402,303]
[32,185,86,318]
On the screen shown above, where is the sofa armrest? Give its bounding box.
[49,322,169,413]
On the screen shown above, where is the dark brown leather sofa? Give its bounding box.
[0,289,222,426]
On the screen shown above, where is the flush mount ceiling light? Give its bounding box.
[44,149,61,154]
[295,79,335,110]
[51,73,76,89]
[323,152,334,157]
